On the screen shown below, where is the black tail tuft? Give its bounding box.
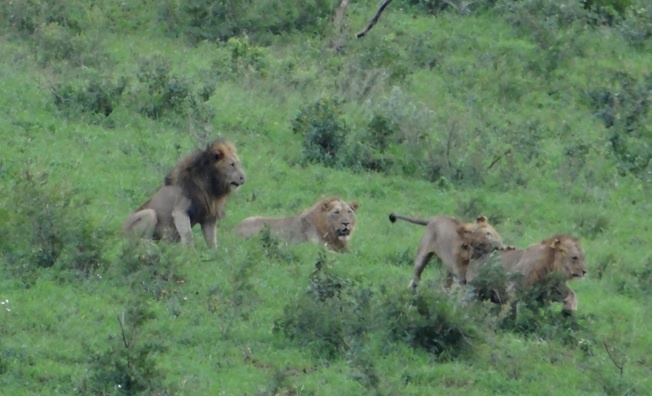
[389,213,397,223]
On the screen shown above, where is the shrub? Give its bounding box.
[79,301,170,395]
[587,71,651,177]
[52,76,127,119]
[133,54,215,128]
[227,36,270,76]
[2,166,107,284]
[1,0,87,37]
[382,286,478,359]
[617,1,652,49]
[160,0,335,44]
[275,253,374,358]
[467,252,516,306]
[291,97,349,168]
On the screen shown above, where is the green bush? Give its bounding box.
[275,254,374,358]
[52,76,127,118]
[160,0,335,44]
[617,1,652,48]
[588,71,651,177]
[79,301,170,395]
[133,54,215,128]
[382,287,478,359]
[2,167,107,284]
[1,0,88,37]
[291,97,349,168]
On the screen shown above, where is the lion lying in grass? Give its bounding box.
[235,197,358,252]
[123,138,245,248]
[468,234,587,312]
[389,213,508,289]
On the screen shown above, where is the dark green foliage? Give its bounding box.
[617,1,652,48]
[160,0,335,44]
[53,77,127,118]
[134,54,215,127]
[226,36,270,76]
[467,253,518,305]
[501,299,595,351]
[2,167,107,283]
[396,0,449,15]
[292,97,349,168]
[382,286,478,359]
[588,71,651,177]
[275,254,374,359]
[0,0,87,36]
[80,302,170,395]
[584,0,633,21]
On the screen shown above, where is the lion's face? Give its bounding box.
[461,216,505,257]
[322,199,358,241]
[548,236,587,280]
[210,140,246,191]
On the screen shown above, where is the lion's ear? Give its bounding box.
[549,238,562,249]
[348,201,359,211]
[213,149,224,162]
[476,215,488,224]
[321,200,333,212]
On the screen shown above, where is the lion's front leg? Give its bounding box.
[172,208,193,247]
[201,219,217,249]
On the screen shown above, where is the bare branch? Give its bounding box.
[603,342,625,378]
[356,0,393,39]
[487,149,511,170]
[117,312,129,349]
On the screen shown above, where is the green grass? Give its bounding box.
[1,1,651,394]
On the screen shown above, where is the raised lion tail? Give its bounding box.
[388,213,429,226]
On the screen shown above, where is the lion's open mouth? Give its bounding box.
[336,228,351,239]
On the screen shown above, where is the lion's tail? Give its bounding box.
[388,213,429,226]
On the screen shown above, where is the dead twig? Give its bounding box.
[487,148,511,170]
[356,0,393,38]
[117,312,129,349]
[603,342,625,378]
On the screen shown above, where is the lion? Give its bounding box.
[235,197,359,252]
[467,234,587,311]
[123,138,245,248]
[389,213,508,289]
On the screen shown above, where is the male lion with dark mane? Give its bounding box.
[468,234,587,312]
[235,197,358,252]
[123,138,245,248]
[389,213,508,289]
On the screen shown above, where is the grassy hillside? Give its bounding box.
[1,0,651,394]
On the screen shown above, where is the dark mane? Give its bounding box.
[164,139,236,220]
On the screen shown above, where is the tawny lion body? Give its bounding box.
[389,213,507,289]
[123,138,245,248]
[468,234,587,311]
[235,198,359,252]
